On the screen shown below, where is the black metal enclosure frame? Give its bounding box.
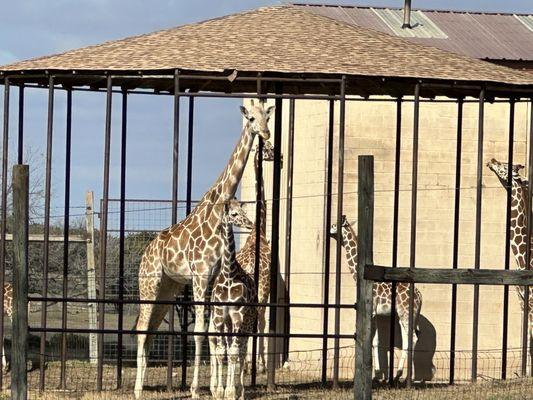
[0,70,532,396]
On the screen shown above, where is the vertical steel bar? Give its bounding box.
[117,89,127,389]
[168,70,180,391]
[251,134,263,386]
[450,98,464,384]
[11,164,29,400]
[251,81,263,386]
[501,99,515,380]
[407,83,421,387]
[97,76,113,391]
[17,85,24,164]
[181,95,194,390]
[59,88,72,390]
[471,88,485,382]
[388,97,402,385]
[321,99,334,384]
[522,98,533,376]
[282,98,295,364]
[0,77,9,392]
[266,83,283,390]
[39,76,54,391]
[332,76,346,389]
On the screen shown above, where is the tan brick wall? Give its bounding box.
[240,98,532,380]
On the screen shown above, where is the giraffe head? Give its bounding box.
[240,99,275,140]
[224,199,254,230]
[329,215,351,241]
[486,158,525,187]
[257,140,275,162]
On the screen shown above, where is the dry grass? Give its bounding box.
[0,360,529,400]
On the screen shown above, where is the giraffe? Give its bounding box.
[486,158,533,356]
[330,216,423,381]
[236,140,274,373]
[134,100,275,399]
[209,202,257,400]
[1,283,12,373]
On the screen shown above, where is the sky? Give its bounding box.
[1,0,532,228]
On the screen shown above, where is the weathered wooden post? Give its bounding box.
[355,156,374,400]
[85,191,97,364]
[12,164,29,400]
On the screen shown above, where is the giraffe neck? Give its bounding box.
[221,219,237,278]
[254,149,267,235]
[206,124,255,203]
[509,181,531,270]
[341,224,358,281]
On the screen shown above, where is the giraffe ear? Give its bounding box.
[265,105,275,118]
[240,106,249,119]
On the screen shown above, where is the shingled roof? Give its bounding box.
[1,5,533,87]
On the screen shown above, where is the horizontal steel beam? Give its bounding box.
[365,265,533,285]
[3,234,87,243]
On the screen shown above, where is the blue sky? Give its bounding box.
[1,0,532,226]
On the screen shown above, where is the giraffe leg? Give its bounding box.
[257,305,266,373]
[372,318,383,382]
[190,275,208,399]
[395,316,414,382]
[225,338,239,400]
[209,318,218,397]
[237,336,248,400]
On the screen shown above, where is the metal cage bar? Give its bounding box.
[180,94,194,390]
[523,98,533,376]
[0,77,9,392]
[407,83,421,386]
[388,97,402,385]
[450,98,464,384]
[96,76,113,391]
[501,99,515,380]
[39,76,54,391]
[17,85,24,164]
[282,97,295,364]
[332,75,346,388]
[471,88,485,382]
[117,89,128,389]
[267,83,284,389]
[167,69,180,391]
[59,88,73,389]
[321,99,335,384]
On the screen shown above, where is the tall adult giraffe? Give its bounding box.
[134,100,275,399]
[330,216,423,381]
[487,158,533,356]
[236,140,274,373]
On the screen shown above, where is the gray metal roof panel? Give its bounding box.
[294,4,533,61]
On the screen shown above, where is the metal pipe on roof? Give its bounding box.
[402,0,412,29]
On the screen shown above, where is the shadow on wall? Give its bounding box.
[374,314,436,381]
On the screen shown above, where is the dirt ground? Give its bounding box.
[0,361,530,399]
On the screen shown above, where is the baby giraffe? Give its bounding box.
[210,202,257,400]
[331,216,423,382]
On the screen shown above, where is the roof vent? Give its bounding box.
[402,0,412,29]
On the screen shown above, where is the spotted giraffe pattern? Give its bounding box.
[1,283,12,372]
[209,203,257,400]
[235,140,274,373]
[331,216,422,381]
[487,158,533,349]
[134,101,275,399]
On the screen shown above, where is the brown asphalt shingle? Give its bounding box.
[1,5,532,85]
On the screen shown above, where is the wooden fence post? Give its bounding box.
[355,156,374,400]
[85,191,98,364]
[12,164,29,400]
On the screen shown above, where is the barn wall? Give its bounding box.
[240,98,532,380]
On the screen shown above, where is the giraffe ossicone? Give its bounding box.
[133,101,274,399]
[330,216,423,382]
